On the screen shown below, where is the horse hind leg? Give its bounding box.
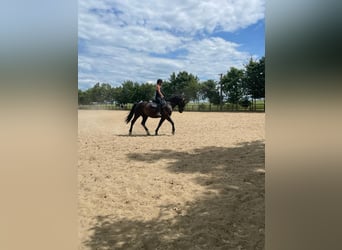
[129,115,139,135]
[141,116,150,135]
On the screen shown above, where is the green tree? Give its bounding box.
[244,57,265,109]
[137,82,155,101]
[112,86,124,104]
[120,81,135,104]
[86,82,115,103]
[199,80,221,104]
[89,82,101,102]
[222,67,244,106]
[160,80,173,98]
[168,71,200,101]
[78,89,91,105]
[100,83,114,103]
[112,81,154,104]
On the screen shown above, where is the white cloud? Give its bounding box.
[78,0,264,89]
[80,0,264,33]
[183,38,250,78]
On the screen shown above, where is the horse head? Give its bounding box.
[168,95,187,113]
[178,96,188,113]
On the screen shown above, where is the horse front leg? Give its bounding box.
[165,116,175,135]
[141,115,150,135]
[155,117,165,135]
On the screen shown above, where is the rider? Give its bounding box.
[155,79,165,117]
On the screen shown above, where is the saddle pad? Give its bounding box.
[150,102,158,108]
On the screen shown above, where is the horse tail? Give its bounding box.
[125,103,137,124]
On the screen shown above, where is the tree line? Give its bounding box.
[78,57,264,108]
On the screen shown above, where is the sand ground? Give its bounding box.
[78,110,265,249]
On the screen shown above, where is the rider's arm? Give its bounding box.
[156,85,164,98]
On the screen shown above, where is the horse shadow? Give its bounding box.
[116,133,173,137]
[83,140,265,249]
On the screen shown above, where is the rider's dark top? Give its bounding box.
[155,89,163,103]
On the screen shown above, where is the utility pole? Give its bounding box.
[218,73,223,111]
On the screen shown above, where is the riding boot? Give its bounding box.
[156,105,162,117]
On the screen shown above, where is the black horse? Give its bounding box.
[125,96,186,136]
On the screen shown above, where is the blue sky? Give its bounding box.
[78,0,265,90]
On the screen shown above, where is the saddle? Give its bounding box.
[150,101,158,108]
[150,99,166,108]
